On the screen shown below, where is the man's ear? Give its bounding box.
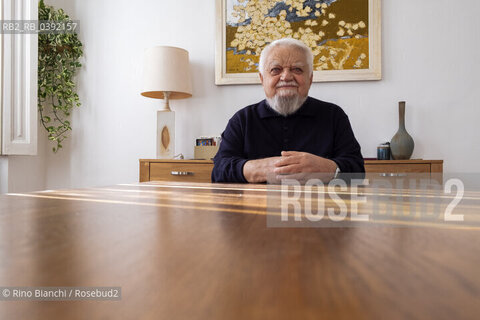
[309,72,313,85]
[259,72,264,84]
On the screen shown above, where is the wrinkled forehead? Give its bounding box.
[266,46,308,67]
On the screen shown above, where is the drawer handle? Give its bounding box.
[379,173,407,177]
[171,171,194,176]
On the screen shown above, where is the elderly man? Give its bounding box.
[212,38,364,183]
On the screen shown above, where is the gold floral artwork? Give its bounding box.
[225,0,369,74]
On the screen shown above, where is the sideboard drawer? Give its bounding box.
[140,160,213,183]
[365,163,431,173]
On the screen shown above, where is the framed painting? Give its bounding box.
[215,0,381,85]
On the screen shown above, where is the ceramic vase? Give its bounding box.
[390,101,414,160]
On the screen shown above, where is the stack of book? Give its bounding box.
[194,136,221,160]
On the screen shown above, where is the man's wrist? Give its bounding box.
[334,165,341,178]
[243,159,267,183]
[331,160,341,178]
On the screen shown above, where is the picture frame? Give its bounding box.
[215,0,381,85]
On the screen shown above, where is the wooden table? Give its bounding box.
[1,181,479,319]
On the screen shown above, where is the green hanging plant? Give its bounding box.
[38,0,83,152]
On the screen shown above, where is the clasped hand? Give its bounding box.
[243,151,337,183]
[273,151,337,183]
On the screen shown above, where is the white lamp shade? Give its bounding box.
[141,46,192,99]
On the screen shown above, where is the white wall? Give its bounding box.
[38,0,480,190]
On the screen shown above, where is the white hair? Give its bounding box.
[258,38,314,76]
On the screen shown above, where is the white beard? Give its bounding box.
[266,93,307,117]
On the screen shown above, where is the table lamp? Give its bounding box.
[141,46,192,158]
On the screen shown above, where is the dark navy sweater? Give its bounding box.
[212,97,364,183]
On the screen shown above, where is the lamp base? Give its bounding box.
[156,110,175,159]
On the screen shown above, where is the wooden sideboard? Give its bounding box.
[140,159,443,183]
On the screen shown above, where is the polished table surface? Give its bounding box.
[1,181,480,319]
